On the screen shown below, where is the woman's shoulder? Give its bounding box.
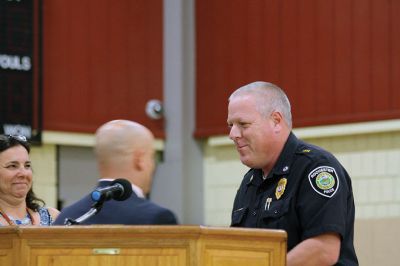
[46,207,60,217]
[37,207,60,225]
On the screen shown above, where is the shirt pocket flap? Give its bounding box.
[261,198,291,220]
[231,207,248,225]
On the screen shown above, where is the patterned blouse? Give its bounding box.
[0,207,54,226]
[38,207,53,226]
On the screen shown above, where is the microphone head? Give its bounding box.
[111,178,133,201]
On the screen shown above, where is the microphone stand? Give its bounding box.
[64,200,104,226]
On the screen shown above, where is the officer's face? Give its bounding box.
[227,94,282,171]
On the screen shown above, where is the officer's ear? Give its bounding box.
[270,111,284,132]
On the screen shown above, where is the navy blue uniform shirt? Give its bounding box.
[231,132,358,266]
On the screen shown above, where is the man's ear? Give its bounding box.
[133,150,145,171]
[270,111,284,132]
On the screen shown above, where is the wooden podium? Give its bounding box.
[0,225,287,266]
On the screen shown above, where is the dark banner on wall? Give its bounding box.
[0,0,41,143]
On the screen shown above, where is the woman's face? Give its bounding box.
[0,145,32,200]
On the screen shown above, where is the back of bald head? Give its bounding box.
[95,120,154,167]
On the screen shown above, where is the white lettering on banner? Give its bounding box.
[3,124,31,139]
[0,54,31,71]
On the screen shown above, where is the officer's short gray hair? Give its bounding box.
[229,81,293,128]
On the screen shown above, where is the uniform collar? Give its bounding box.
[246,132,299,186]
[270,132,299,176]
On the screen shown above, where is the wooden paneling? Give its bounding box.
[0,226,287,266]
[0,227,17,266]
[196,0,400,137]
[42,0,164,137]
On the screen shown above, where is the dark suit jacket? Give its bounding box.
[53,181,178,225]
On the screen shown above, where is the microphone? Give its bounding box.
[64,179,133,225]
[91,178,133,202]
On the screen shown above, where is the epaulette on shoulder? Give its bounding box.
[296,148,316,158]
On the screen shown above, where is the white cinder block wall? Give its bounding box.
[203,144,249,226]
[30,144,58,208]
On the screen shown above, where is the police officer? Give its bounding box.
[227,81,358,266]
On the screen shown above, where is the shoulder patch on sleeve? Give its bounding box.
[308,166,339,198]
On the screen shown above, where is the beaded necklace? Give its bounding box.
[0,208,34,226]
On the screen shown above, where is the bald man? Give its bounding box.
[54,120,178,225]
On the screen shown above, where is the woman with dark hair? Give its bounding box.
[0,135,59,226]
